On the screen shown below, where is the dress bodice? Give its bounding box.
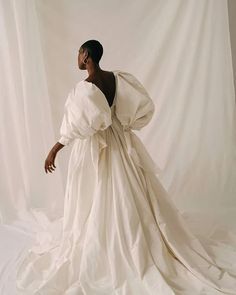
[58,70,155,146]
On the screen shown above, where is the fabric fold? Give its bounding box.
[123,127,161,175]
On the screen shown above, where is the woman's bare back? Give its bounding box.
[85,71,116,107]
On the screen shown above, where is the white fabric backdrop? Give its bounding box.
[0,0,236,293]
[35,0,236,215]
[228,0,236,93]
[0,0,66,225]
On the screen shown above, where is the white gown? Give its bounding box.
[16,70,236,294]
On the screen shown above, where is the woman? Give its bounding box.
[16,40,236,294]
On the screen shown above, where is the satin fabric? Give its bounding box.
[16,70,236,294]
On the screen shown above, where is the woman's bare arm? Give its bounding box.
[44,142,65,173]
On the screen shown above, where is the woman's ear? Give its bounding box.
[83,48,89,60]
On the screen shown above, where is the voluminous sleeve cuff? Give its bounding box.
[58,136,72,146]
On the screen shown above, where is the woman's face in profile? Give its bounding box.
[78,47,86,70]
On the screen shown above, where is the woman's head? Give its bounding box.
[78,39,103,70]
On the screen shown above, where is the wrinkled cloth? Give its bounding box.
[16,70,236,294]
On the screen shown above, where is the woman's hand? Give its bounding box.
[44,142,65,173]
[45,150,57,173]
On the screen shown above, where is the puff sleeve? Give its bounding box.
[58,82,112,146]
[115,71,155,130]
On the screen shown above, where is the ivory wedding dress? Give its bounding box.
[16,70,236,294]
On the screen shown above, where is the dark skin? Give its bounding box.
[44,47,116,174]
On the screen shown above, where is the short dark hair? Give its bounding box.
[81,39,103,64]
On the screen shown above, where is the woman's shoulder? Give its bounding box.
[71,70,140,100]
[68,79,112,111]
[73,70,136,86]
[64,81,88,108]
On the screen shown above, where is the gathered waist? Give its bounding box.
[94,116,161,176]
